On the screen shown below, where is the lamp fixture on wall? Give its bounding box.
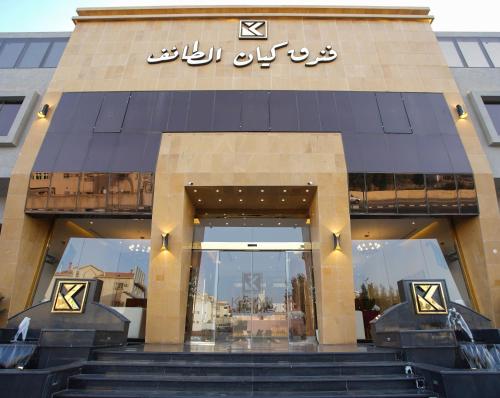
[456,104,468,119]
[37,104,49,118]
[332,232,340,251]
[161,233,169,250]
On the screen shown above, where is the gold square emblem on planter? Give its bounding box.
[411,282,448,315]
[51,281,89,314]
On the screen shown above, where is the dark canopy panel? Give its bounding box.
[32,90,472,175]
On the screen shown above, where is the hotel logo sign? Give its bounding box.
[411,282,448,315]
[51,280,89,314]
[239,20,268,39]
[147,20,337,68]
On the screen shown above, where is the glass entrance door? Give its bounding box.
[186,250,316,345]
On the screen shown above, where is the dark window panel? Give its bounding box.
[213,91,242,131]
[241,91,269,131]
[416,135,453,173]
[26,172,51,210]
[335,92,355,132]
[18,41,50,68]
[187,91,215,132]
[32,133,66,172]
[426,174,459,214]
[350,92,383,134]
[42,41,67,68]
[395,174,427,214]
[485,102,500,136]
[428,93,456,135]
[122,92,157,133]
[358,133,394,173]
[47,172,80,211]
[403,93,440,135]
[108,172,139,212]
[0,42,25,68]
[94,92,130,133]
[385,134,420,173]
[342,133,365,173]
[73,92,105,133]
[138,173,155,211]
[82,134,120,171]
[297,91,321,131]
[348,173,366,213]
[270,91,299,131]
[151,91,172,132]
[110,133,147,172]
[366,173,397,214]
[47,92,80,134]
[457,174,479,214]
[376,92,411,134]
[317,91,339,131]
[442,134,472,174]
[77,173,108,212]
[167,91,190,132]
[0,102,22,136]
[141,133,162,172]
[52,133,91,172]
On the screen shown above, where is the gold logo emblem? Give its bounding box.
[411,282,448,315]
[51,281,89,313]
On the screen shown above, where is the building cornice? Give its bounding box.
[73,5,433,24]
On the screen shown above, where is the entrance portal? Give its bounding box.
[186,218,316,346]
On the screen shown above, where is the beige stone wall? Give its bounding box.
[0,7,498,333]
[147,132,354,344]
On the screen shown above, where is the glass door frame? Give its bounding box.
[187,242,317,346]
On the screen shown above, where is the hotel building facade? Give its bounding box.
[0,5,499,346]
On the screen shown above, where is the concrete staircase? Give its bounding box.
[54,348,437,397]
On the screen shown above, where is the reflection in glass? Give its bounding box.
[78,173,108,212]
[187,251,218,343]
[251,252,288,340]
[348,173,366,213]
[438,40,464,67]
[457,174,478,214]
[287,251,315,341]
[138,173,154,211]
[216,251,252,343]
[483,39,500,67]
[396,174,427,213]
[366,174,396,213]
[457,40,489,67]
[47,172,80,210]
[426,174,458,214]
[108,173,139,212]
[26,172,51,210]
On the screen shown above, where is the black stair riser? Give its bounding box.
[83,364,406,376]
[94,353,399,363]
[55,392,434,398]
[69,378,419,392]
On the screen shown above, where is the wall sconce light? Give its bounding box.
[37,104,49,118]
[332,232,340,251]
[161,233,169,250]
[456,104,468,119]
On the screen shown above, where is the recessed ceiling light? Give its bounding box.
[218,198,222,202]
[193,189,197,193]
[238,189,242,193]
[239,198,243,202]
[277,222,281,226]
[216,189,220,193]
[302,198,307,202]
[283,189,287,193]
[411,221,416,225]
[281,198,285,202]
[197,199,202,202]
[260,189,265,193]
[305,189,309,193]
[225,222,229,225]
[89,221,94,224]
[260,198,265,202]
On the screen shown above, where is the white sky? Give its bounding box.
[1,0,499,32]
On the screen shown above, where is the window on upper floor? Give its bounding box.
[484,101,500,136]
[0,38,68,69]
[0,98,23,136]
[438,36,500,68]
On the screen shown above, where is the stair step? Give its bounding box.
[94,351,401,364]
[69,373,423,392]
[54,388,436,398]
[82,360,409,376]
